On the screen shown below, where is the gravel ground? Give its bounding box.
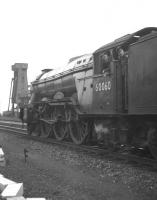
[0,130,157,200]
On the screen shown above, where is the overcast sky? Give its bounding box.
[0,0,157,112]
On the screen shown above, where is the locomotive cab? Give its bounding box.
[92,27,157,115]
[92,50,115,114]
[92,45,129,114]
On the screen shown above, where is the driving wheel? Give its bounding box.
[69,108,88,144]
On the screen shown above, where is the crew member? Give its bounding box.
[101,53,110,75]
[117,47,128,111]
[19,107,24,128]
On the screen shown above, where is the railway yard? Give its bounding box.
[1,27,157,200]
[0,120,157,200]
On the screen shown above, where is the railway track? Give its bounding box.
[0,120,109,154]
[0,120,157,170]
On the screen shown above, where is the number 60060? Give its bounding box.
[95,81,111,92]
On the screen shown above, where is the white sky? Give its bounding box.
[0,0,157,112]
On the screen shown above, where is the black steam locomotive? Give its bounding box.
[26,27,157,159]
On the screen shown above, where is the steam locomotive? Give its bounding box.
[27,27,157,159]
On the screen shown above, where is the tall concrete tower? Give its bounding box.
[9,63,28,114]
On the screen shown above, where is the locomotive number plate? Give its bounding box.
[95,81,111,92]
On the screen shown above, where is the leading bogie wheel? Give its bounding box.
[39,104,53,138]
[28,122,41,137]
[53,108,68,141]
[40,122,53,138]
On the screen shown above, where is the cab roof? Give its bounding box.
[94,27,157,54]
